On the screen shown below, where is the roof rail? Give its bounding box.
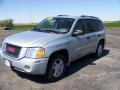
[57,15,69,16]
[81,15,99,19]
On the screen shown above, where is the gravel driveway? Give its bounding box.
[0,29,120,90]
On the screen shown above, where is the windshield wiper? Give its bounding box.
[32,28,62,34]
[42,30,61,34]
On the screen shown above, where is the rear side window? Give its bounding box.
[84,19,95,33]
[84,19,104,33]
[96,20,104,31]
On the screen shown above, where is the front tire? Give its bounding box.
[46,55,66,82]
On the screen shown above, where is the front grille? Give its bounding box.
[4,43,21,58]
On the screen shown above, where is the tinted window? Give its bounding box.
[96,20,104,31]
[74,19,86,32]
[84,19,104,33]
[85,19,95,33]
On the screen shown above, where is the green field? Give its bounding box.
[13,21,120,30]
[104,21,120,29]
[13,24,36,30]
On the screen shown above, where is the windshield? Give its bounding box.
[33,17,75,33]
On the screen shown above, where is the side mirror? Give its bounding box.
[72,30,84,36]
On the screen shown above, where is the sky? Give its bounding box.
[0,0,120,23]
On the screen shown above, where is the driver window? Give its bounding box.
[74,19,86,33]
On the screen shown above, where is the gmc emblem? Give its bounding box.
[7,47,16,53]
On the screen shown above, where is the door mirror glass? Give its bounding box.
[73,30,84,36]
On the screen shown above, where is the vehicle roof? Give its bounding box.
[54,15,100,20]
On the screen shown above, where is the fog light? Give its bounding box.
[24,65,30,70]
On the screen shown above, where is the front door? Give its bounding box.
[71,19,90,60]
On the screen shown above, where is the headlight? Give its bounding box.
[26,48,45,58]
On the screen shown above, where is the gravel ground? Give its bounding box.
[0,29,120,90]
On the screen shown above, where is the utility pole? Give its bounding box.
[30,8,31,29]
[119,16,120,22]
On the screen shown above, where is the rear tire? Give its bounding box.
[95,42,104,58]
[46,55,66,82]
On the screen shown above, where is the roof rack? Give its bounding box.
[81,15,99,19]
[57,15,69,16]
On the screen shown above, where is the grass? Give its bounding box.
[104,21,120,29]
[13,24,36,30]
[12,21,120,30]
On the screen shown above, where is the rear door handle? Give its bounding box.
[98,34,101,37]
[86,37,90,40]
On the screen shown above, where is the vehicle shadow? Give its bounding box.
[64,49,109,78]
[13,49,109,84]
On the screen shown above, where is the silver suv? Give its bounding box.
[0,15,105,81]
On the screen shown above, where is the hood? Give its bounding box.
[4,31,64,47]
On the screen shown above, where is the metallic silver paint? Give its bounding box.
[0,16,106,75]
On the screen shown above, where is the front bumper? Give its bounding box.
[0,49,49,75]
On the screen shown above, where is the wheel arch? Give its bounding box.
[48,49,69,65]
[99,38,105,48]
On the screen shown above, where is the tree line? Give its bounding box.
[0,19,14,30]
